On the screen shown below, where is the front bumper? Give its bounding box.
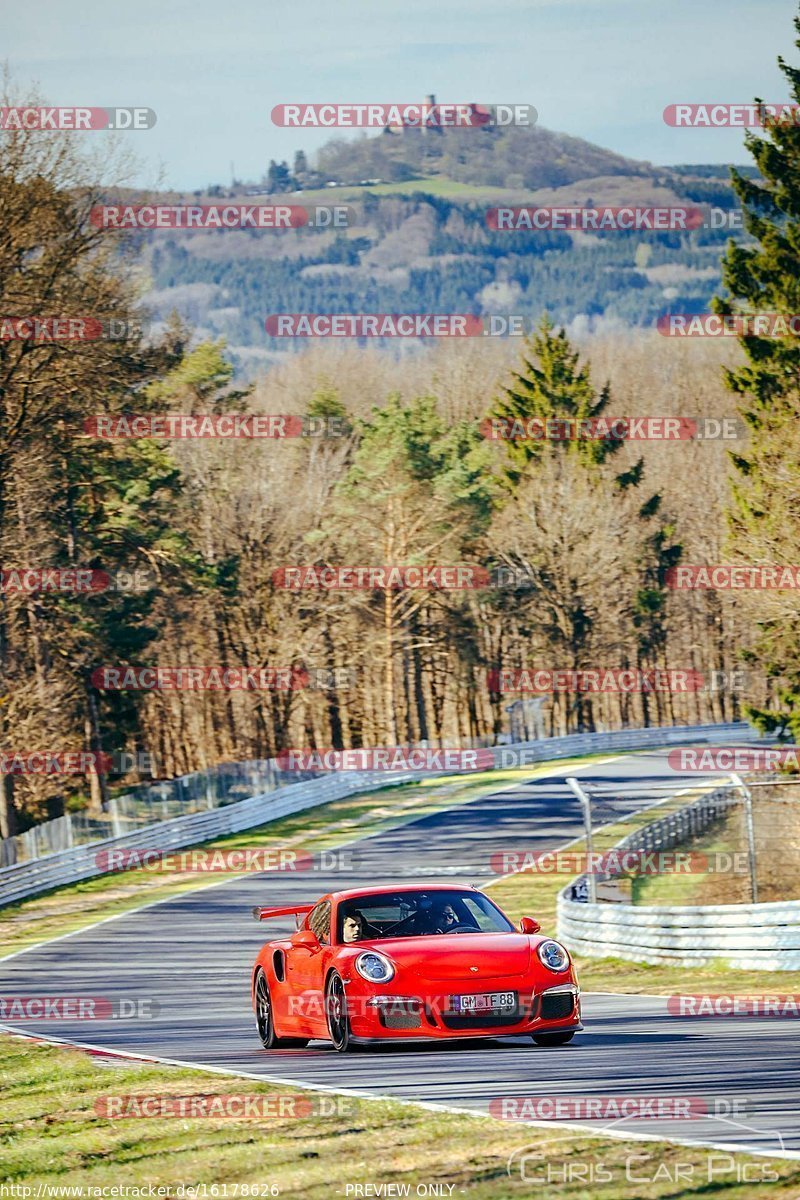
[345,980,581,1041]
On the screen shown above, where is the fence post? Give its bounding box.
[109,797,122,839]
[729,772,758,904]
[566,777,597,904]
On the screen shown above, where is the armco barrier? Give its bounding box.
[557,893,800,971]
[1,759,312,867]
[557,780,800,970]
[0,722,755,908]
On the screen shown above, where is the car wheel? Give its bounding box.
[532,1031,575,1046]
[325,971,353,1052]
[254,970,308,1049]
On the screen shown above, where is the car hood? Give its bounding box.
[359,933,532,981]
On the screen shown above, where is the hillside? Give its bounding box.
[137,129,746,376]
[311,121,650,190]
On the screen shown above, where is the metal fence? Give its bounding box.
[0,721,756,908]
[1,760,317,868]
[557,780,800,970]
[582,783,739,901]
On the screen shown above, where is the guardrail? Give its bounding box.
[0,721,755,909]
[1,760,316,868]
[558,893,800,971]
[557,778,800,970]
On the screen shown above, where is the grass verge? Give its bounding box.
[1,1035,798,1197]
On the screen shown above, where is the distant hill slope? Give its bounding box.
[313,122,650,189]
[135,128,747,377]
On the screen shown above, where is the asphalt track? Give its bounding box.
[1,748,798,1160]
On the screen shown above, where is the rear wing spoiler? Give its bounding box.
[251,903,314,923]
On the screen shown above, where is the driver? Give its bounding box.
[434,903,460,933]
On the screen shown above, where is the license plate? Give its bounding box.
[450,990,516,1013]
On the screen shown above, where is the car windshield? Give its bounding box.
[337,890,515,942]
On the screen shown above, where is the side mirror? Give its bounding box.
[519,916,541,934]
[290,928,320,950]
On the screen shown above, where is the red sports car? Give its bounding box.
[250,883,581,1051]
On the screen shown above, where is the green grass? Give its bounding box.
[632,797,800,908]
[9,746,795,994]
[631,822,741,907]
[295,177,530,202]
[2,1035,798,1197]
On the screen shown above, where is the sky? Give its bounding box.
[5,0,798,189]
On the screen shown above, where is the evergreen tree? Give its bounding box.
[266,160,292,193]
[315,395,496,741]
[488,316,619,481]
[717,8,800,737]
[486,318,680,730]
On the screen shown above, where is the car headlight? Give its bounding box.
[537,940,570,972]
[355,951,395,983]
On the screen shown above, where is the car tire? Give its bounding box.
[532,1031,575,1046]
[325,971,354,1052]
[254,970,308,1049]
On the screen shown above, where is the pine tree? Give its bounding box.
[718,8,800,737]
[488,316,620,481]
[485,318,680,731]
[316,395,496,742]
[266,160,292,193]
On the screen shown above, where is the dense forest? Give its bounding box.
[145,189,741,376]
